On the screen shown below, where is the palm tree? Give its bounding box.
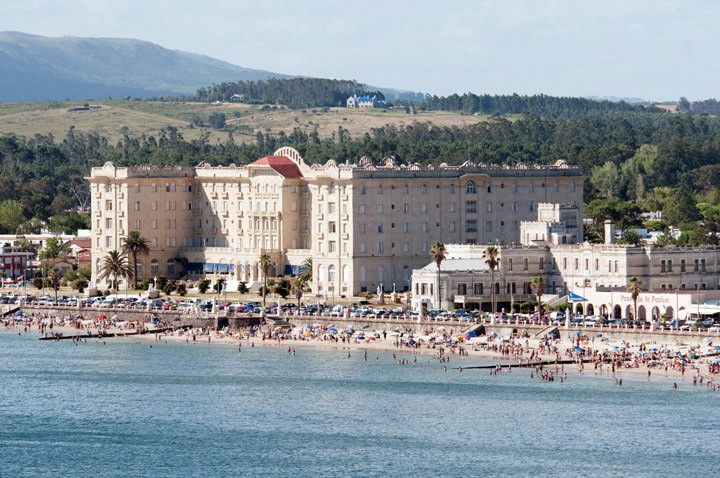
[259,253,272,315]
[627,277,642,321]
[531,276,545,315]
[430,242,446,309]
[121,230,150,289]
[300,257,313,283]
[483,246,500,314]
[98,250,133,291]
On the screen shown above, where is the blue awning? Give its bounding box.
[568,291,588,302]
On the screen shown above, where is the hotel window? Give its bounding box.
[329,222,337,233]
[421,222,428,233]
[329,241,337,253]
[359,224,366,233]
[457,283,467,295]
[403,184,409,194]
[570,182,576,192]
[449,184,455,194]
[359,205,366,214]
[105,218,113,229]
[512,202,517,211]
[403,242,410,252]
[449,221,456,232]
[134,202,141,211]
[105,200,113,210]
[487,185,492,193]
[421,241,428,252]
[421,203,427,213]
[106,236,113,247]
[403,204,409,214]
[595,259,599,271]
[508,259,513,271]
[574,258,579,270]
[668,260,673,272]
[486,202,492,212]
[449,202,456,213]
[552,182,559,192]
[152,219,158,229]
[377,185,383,195]
[539,258,545,270]
[466,220,477,232]
[466,181,476,194]
[359,185,366,195]
[329,203,336,214]
[421,184,428,195]
[377,242,384,253]
[151,183,157,193]
[360,242,366,253]
[681,259,686,272]
[466,201,477,213]
[523,258,529,270]
[377,204,384,214]
[701,259,706,272]
[403,223,409,233]
[512,183,517,193]
[474,283,483,295]
[318,223,324,234]
[485,221,492,232]
[529,183,534,193]
[529,201,534,212]
[134,184,140,193]
[694,259,699,272]
[378,224,384,233]
[614,260,618,272]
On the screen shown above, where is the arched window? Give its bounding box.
[167,260,175,277]
[151,183,157,193]
[342,265,349,282]
[359,184,366,195]
[377,266,385,283]
[449,184,455,194]
[570,182,576,192]
[328,265,336,282]
[466,181,476,194]
[377,185,383,195]
[150,259,160,275]
[318,265,326,282]
[359,266,366,282]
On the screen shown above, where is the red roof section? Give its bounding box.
[250,156,303,178]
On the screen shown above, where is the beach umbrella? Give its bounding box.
[548,332,557,338]
[362,324,370,329]
[649,346,658,351]
[304,324,313,329]
[574,331,582,336]
[572,345,585,352]
[595,333,603,337]
[328,327,338,333]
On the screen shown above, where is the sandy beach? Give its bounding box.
[8,313,720,390]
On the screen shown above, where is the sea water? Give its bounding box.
[1,330,719,478]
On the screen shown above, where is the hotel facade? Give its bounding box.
[88,147,584,296]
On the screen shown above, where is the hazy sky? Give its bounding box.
[3,0,719,101]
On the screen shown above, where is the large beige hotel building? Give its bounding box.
[89,147,584,296]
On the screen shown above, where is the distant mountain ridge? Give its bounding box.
[0,31,291,102]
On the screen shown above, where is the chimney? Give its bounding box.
[604,220,616,244]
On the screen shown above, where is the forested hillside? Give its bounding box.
[2,110,720,245]
[194,78,385,108]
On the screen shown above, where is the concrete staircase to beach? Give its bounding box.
[0,305,20,317]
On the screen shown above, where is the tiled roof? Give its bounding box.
[249,156,303,178]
